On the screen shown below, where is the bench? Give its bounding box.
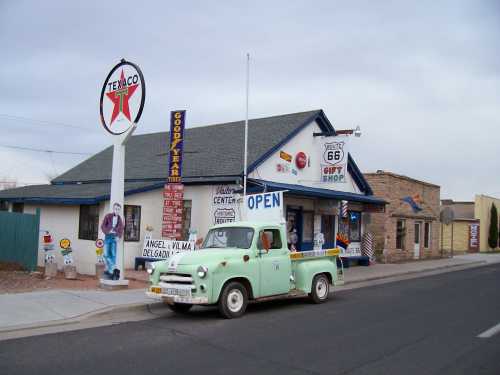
[338,256,370,268]
[134,257,164,271]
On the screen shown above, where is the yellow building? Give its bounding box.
[440,201,478,254]
[440,195,500,253]
[475,195,500,252]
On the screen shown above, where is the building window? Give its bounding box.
[424,222,431,248]
[0,201,8,211]
[348,211,361,242]
[182,200,192,240]
[12,202,24,213]
[322,215,336,244]
[396,219,406,250]
[124,205,141,242]
[78,204,99,240]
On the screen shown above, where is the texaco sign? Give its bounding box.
[99,59,146,135]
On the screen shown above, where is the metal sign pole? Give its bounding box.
[242,53,250,220]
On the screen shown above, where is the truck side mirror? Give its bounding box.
[260,231,270,253]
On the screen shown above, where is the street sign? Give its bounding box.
[99,59,146,135]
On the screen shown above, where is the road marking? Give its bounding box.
[477,322,500,338]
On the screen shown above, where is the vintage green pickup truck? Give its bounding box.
[146,221,344,318]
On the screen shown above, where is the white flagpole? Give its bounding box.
[243,53,250,220]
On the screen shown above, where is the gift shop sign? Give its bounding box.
[100,60,145,135]
[319,139,349,183]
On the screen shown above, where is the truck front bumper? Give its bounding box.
[146,289,209,305]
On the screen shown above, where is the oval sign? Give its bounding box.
[99,60,146,135]
[295,151,307,169]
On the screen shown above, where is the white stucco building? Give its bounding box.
[0,110,385,274]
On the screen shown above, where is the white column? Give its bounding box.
[109,124,136,280]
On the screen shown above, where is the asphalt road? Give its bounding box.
[1,264,500,375]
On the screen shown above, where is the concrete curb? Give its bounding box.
[0,302,166,335]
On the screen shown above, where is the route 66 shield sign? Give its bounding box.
[323,142,345,165]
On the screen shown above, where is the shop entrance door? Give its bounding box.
[414,222,421,259]
[286,208,302,251]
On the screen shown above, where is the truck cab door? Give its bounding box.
[257,228,291,297]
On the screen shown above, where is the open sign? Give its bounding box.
[245,191,284,223]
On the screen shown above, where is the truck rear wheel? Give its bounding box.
[310,274,330,304]
[218,281,248,319]
[167,302,193,314]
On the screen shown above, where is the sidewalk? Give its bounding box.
[0,288,152,331]
[1,254,499,333]
[343,253,500,285]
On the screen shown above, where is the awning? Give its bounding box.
[245,179,386,206]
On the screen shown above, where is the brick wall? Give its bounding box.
[364,172,441,262]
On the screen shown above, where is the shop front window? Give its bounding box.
[302,211,314,243]
[322,215,336,244]
[348,211,361,242]
[79,204,99,240]
[396,219,406,250]
[124,205,141,242]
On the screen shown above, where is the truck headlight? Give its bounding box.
[197,265,208,279]
[146,262,156,275]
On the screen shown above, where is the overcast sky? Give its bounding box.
[1,0,499,200]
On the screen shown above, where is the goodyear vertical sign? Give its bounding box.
[168,110,186,183]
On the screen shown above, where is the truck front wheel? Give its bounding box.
[218,281,248,319]
[310,274,330,303]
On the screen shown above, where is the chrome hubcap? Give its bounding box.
[227,289,244,312]
[316,278,328,299]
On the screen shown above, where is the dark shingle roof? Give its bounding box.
[52,110,322,183]
[0,181,163,204]
[0,109,377,204]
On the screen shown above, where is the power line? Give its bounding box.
[0,113,100,132]
[0,144,92,155]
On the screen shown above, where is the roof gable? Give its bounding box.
[52,110,323,184]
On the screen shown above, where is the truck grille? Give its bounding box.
[159,272,195,289]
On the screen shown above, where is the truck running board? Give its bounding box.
[253,289,308,303]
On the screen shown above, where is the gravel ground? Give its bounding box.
[0,266,149,294]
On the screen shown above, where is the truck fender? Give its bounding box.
[214,276,255,302]
[293,261,336,294]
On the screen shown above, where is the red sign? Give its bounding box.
[162,183,184,240]
[295,152,307,169]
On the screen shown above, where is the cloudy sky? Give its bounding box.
[1,0,499,200]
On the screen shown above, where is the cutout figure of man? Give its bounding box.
[101,202,124,280]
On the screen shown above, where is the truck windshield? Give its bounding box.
[202,227,254,250]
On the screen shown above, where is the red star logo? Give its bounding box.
[106,69,139,125]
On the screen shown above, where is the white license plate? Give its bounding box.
[165,288,191,297]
